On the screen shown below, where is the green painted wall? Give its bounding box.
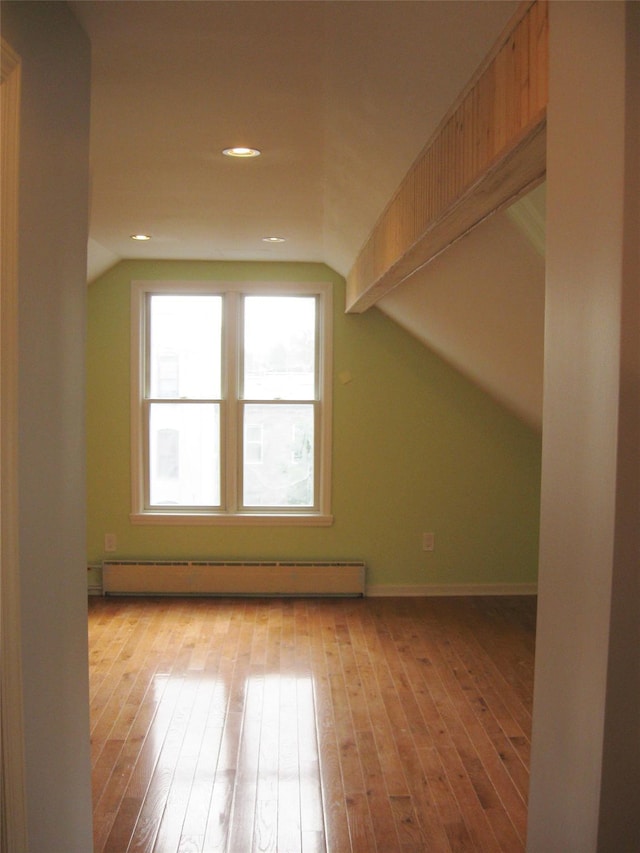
[87,259,541,589]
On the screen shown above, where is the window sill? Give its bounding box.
[130,512,334,527]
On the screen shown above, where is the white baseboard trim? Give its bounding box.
[365,583,537,597]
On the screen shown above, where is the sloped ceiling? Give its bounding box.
[378,183,546,429]
[72,0,545,428]
[70,0,518,281]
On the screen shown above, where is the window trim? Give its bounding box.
[130,280,333,526]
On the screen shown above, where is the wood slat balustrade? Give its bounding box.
[89,595,536,852]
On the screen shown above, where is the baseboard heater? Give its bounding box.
[102,560,366,597]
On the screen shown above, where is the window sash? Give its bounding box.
[145,400,222,510]
[240,295,318,402]
[239,400,318,510]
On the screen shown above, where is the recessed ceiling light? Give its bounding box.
[130,234,151,241]
[222,147,261,159]
[262,236,286,243]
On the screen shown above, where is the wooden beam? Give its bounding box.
[346,0,548,313]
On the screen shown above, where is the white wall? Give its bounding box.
[378,199,545,429]
[527,2,640,850]
[597,5,640,845]
[0,2,93,850]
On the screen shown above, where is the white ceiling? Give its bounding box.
[70,0,518,282]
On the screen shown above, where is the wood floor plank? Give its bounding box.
[152,675,220,853]
[298,674,324,839]
[93,673,181,851]
[127,678,202,853]
[385,731,452,851]
[90,594,536,852]
[405,604,526,848]
[311,603,353,851]
[202,769,235,852]
[345,791,377,852]
[356,728,402,852]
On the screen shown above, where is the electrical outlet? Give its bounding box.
[104,533,117,552]
[422,532,435,552]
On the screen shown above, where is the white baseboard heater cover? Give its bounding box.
[102,560,366,597]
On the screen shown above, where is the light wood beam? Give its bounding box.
[346,0,548,313]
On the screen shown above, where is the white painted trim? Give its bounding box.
[130,280,333,521]
[130,511,334,526]
[1,36,28,853]
[366,583,538,597]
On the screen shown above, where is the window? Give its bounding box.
[131,280,332,524]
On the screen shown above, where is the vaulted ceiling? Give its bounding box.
[71,0,545,429]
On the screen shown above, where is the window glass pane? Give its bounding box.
[149,403,220,506]
[245,424,263,464]
[149,295,222,399]
[242,404,314,507]
[243,296,315,400]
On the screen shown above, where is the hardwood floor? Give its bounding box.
[89,595,536,852]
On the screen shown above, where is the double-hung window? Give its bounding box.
[131,280,332,524]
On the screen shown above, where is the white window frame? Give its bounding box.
[130,280,333,526]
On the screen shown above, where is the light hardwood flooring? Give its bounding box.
[89,595,536,852]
